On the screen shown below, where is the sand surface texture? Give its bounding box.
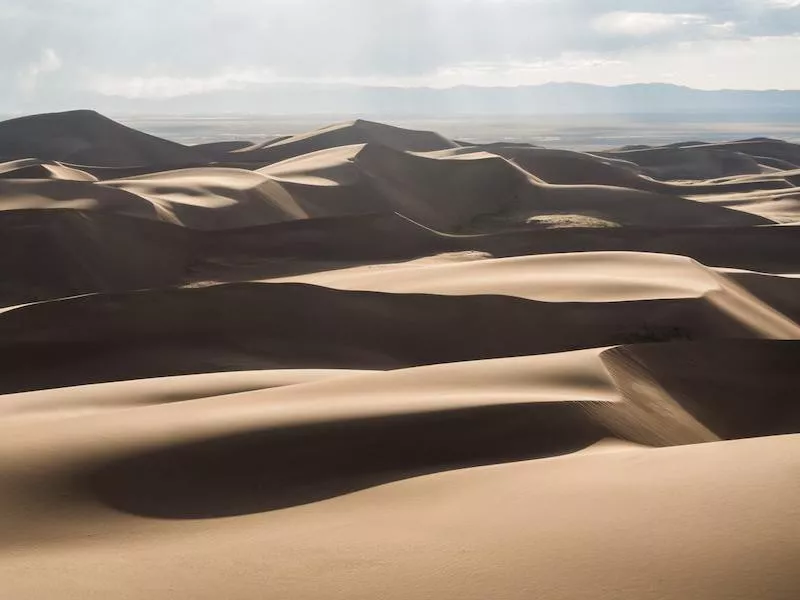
[0,111,798,599]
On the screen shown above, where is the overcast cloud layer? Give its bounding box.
[2,0,799,108]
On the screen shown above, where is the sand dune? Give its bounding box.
[0,347,797,598]
[231,119,458,163]
[0,111,797,599]
[0,158,97,182]
[192,140,255,160]
[103,167,309,229]
[0,110,207,167]
[269,250,800,335]
[2,431,795,600]
[262,142,772,231]
[0,210,190,306]
[267,250,746,301]
[185,216,800,292]
[445,144,672,191]
[688,185,800,223]
[0,283,747,393]
[600,340,800,440]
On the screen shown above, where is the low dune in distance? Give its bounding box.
[0,110,797,600]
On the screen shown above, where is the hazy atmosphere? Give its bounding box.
[3,0,800,113]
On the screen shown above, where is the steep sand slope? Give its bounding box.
[599,340,800,441]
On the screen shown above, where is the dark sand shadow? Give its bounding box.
[83,402,607,519]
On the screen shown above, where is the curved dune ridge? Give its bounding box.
[0,111,798,600]
[0,158,97,182]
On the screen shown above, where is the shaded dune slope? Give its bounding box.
[0,267,795,394]
[0,207,798,308]
[599,340,800,441]
[0,210,191,306]
[193,214,800,274]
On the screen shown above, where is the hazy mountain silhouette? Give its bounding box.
[9,83,800,116]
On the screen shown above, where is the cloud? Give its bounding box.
[593,12,711,37]
[763,0,800,8]
[91,69,276,99]
[18,48,62,93]
[0,0,798,107]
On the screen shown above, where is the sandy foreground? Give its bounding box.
[0,111,798,599]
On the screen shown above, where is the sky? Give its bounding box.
[2,0,800,107]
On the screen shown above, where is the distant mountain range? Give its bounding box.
[6,82,800,116]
